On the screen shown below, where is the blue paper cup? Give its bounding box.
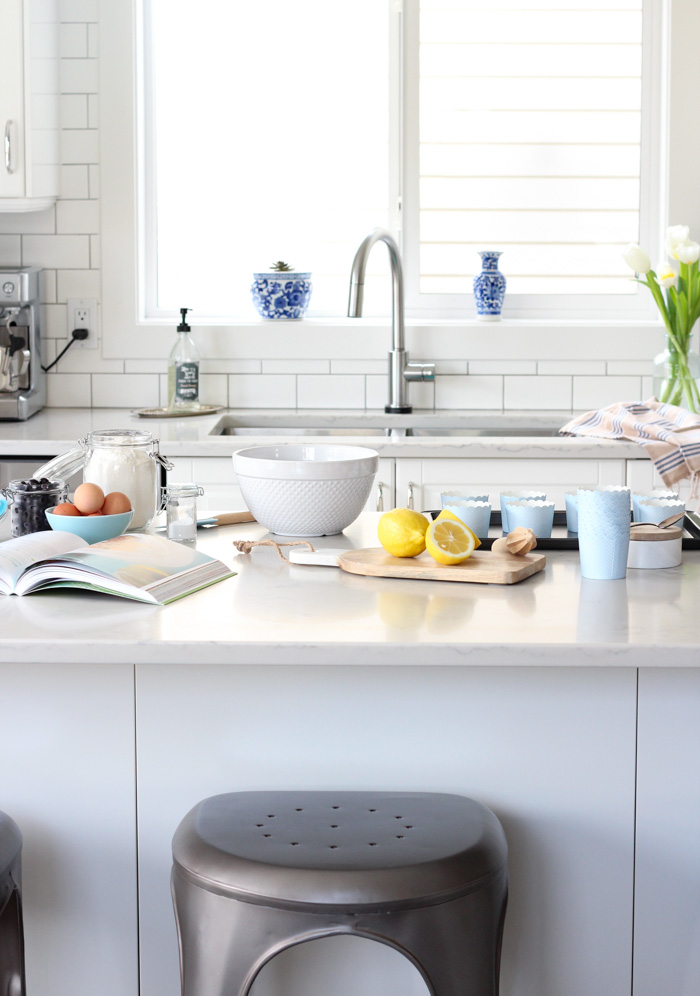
[504,499,555,538]
[632,490,681,521]
[565,491,578,532]
[441,490,489,507]
[443,501,491,539]
[500,490,546,533]
[635,497,685,525]
[577,488,631,580]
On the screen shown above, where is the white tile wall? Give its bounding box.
[0,8,671,413]
[435,375,502,410]
[573,376,643,410]
[505,375,572,410]
[297,375,365,409]
[228,374,296,409]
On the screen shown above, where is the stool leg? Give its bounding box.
[355,874,508,996]
[173,870,345,996]
[0,883,26,996]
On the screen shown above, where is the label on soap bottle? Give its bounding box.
[175,362,199,401]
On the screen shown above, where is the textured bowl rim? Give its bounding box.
[233,445,379,481]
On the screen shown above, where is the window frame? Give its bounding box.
[100,0,696,362]
[401,0,665,321]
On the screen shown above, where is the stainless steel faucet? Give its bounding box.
[348,228,435,414]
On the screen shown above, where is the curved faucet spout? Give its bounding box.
[347,228,434,415]
[348,228,404,352]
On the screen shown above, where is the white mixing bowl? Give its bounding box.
[232,444,379,536]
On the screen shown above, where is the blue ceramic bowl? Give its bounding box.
[251,272,312,319]
[45,508,133,543]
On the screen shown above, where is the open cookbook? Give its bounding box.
[0,530,235,604]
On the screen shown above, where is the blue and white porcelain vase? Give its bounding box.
[473,251,506,321]
[251,266,312,320]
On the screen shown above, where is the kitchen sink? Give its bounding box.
[211,414,564,439]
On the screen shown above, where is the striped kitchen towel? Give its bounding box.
[560,398,700,496]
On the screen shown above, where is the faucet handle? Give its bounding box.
[404,361,435,383]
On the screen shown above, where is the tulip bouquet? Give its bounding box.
[623,225,700,412]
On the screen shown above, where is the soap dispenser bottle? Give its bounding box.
[167,307,200,411]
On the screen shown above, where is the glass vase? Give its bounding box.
[652,333,700,413]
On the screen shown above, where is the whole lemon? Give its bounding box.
[377,508,429,558]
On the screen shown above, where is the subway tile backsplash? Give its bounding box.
[0,8,667,414]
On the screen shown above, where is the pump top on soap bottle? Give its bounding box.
[167,307,200,411]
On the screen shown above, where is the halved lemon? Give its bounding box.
[435,508,481,549]
[425,518,478,565]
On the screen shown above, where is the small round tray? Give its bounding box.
[132,405,225,418]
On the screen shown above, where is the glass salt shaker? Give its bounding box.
[162,483,204,543]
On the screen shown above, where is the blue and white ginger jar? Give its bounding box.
[473,251,506,321]
[251,272,312,320]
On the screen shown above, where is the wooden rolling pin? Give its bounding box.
[199,510,256,528]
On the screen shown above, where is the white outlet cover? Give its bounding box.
[66,297,98,349]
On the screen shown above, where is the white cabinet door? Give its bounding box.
[0,0,59,209]
[0,662,138,996]
[396,457,627,511]
[0,0,25,198]
[634,669,700,996]
[626,454,695,503]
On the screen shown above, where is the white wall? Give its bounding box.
[0,0,697,412]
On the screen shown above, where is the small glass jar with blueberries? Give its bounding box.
[4,478,68,537]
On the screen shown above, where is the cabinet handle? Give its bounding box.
[376,481,387,512]
[407,481,416,509]
[4,121,14,173]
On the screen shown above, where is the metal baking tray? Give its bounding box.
[426,510,700,551]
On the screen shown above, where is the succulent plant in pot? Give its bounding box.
[251,261,312,320]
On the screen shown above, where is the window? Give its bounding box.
[144,0,393,319]
[409,0,651,307]
[124,0,669,330]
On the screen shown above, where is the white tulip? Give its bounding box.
[622,243,651,274]
[657,260,679,289]
[666,224,691,257]
[675,240,700,264]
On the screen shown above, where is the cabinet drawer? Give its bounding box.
[396,457,627,511]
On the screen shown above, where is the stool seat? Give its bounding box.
[174,791,506,910]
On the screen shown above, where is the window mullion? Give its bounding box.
[401,0,422,313]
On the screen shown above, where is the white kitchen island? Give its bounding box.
[0,512,699,996]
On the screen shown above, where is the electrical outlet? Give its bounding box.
[66,298,98,349]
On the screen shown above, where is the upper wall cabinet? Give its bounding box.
[0,0,58,212]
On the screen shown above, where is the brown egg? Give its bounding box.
[101,491,132,515]
[73,482,105,514]
[87,511,103,516]
[52,502,82,516]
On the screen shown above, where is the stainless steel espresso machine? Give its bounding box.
[0,266,44,420]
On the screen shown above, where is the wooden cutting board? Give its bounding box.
[337,547,546,585]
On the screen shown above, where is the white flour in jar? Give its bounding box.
[84,446,156,529]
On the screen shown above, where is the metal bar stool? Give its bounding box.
[0,811,26,996]
[171,791,508,996]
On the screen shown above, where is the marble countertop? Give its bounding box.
[0,407,645,459]
[0,512,696,667]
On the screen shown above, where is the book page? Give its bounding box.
[16,532,233,603]
[0,531,88,592]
